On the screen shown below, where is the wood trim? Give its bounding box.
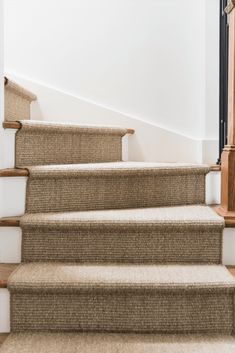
[2,121,21,129]
[213,206,235,227]
[218,4,235,224]
[0,168,29,177]
[0,217,20,227]
[0,264,18,288]
[209,164,221,172]
[228,266,235,277]
[0,334,9,346]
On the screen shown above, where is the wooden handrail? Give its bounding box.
[215,1,235,224]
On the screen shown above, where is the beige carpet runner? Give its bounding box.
[15,120,128,166]
[2,120,235,352]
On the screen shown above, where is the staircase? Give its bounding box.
[1,118,235,352]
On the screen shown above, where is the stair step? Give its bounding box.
[25,162,209,213]
[14,120,133,167]
[2,333,235,353]
[20,205,224,263]
[8,263,235,333]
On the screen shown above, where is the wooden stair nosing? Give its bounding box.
[209,164,221,172]
[0,264,18,288]
[0,217,20,227]
[0,168,29,177]
[2,121,135,134]
[2,121,21,129]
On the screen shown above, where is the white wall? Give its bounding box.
[0,0,3,123]
[4,0,220,147]
[6,73,205,163]
[0,0,5,164]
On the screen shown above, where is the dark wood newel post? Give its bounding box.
[216,0,235,225]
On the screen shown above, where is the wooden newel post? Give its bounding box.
[216,0,235,225]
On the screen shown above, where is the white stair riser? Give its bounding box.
[0,227,234,265]
[206,171,220,205]
[0,228,21,263]
[0,177,26,217]
[0,129,16,169]
[0,289,10,333]
[223,229,235,265]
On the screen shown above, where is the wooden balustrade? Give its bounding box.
[216,0,235,225]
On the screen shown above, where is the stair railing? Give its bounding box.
[216,0,235,225]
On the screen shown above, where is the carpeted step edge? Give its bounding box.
[7,264,235,293]
[26,163,210,179]
[2,333,235,353]
[4,77,37,101]
[17,120,132,136]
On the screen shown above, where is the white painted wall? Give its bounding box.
[0,0,3,124]
[6,73,216,164]
[0,0,5,168]
[4,0,220,151]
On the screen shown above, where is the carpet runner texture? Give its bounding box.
[20,206,223,263]
[1,120,235,351]
[25,162,209,213]
[15,120,128,166]
[2,333,235,353]
[8,263,235,333]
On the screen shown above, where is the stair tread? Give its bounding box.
[2,333,235,353]
[8,263,235,291]
[20,205,223,228]
[27,161,209,178]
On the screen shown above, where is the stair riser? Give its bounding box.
[10,290,234,334]
[21,227,222,264]
[16,133,124,167]
[26,174,206,213]
[1,227,235,266]
[0,172,219,217]
[0,129,16,169]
